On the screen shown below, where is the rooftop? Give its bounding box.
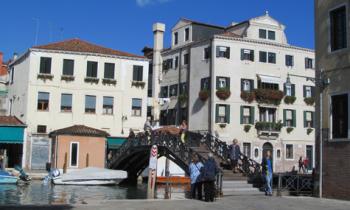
[32,38,146,59]
[49,125,110,137]
[0,116,25,126]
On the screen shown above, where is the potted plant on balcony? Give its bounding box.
[37,73,54,81]
[61,75,75,81]
[244,125,251,133]
[286,127,294,133]
[198,89,209,101]
[284,96,296,104]
[255,120,283,132]
[254,89,284,105]
[307,128,313,135]
[216,87,231,100]
[240,91,255,103]
[131,80,146,88]
[304,97,315,106]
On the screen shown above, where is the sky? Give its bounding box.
[0,0,314,60]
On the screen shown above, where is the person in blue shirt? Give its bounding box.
[189,155,203,200]
[261,150,273,196]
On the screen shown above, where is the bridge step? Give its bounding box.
[222,180,263,196]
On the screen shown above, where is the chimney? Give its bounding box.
[13,53,18,61]
[152,23,165,125]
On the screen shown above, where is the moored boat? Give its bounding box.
[0,170,18,184]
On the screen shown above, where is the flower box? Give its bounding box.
[307,128,313,135]
[61,75,75,81]
[254,89,284,105]
[84,77,99,84]
[131,80,146,88]
[286,127,294,133]
[284,96,296,104]
[244,125,251,133]
[255,121,283,132]
[37,73,54,80]
[198,90,209,101]
[304,97,315,106]
[216,88,231,100]
[240,91,255,103]
[102,78,117,85]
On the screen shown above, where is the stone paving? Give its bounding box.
[2,195,350,210]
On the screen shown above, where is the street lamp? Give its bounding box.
[121,115,128,134]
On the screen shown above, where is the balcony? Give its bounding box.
[255,121,283,139]
[84,77,99,84]
[254,89,284,105]
[37,73,54,81]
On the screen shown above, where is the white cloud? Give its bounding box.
[136,0,171,7]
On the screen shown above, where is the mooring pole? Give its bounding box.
[147,145,158,199]
[164,157,170,199]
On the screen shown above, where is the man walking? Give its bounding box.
[261,150,273,196]
[202,153,219,202]
[189,155,203,200]
[229,139,241,173]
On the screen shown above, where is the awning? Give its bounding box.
[258,74,281,84]
[107,137,126,149]
[160,99,178,111]
[0,127,25,144]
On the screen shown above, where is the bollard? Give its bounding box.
[63,152,67,174]
[86,153,89,167]
[277,173,282,196]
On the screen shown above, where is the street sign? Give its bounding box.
[149,145,158,170]
[147,145,158,199]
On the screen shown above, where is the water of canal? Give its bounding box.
[0,181,188,205]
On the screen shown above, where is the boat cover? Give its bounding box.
[61,167,127,182]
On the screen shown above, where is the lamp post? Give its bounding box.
[121,115,127,134]
[286,71,330,198]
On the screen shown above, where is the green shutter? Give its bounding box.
[216,77,219,89]
[240,106,244,124]
[226,105,230,124]
[292,110,296,127]
[312,112,315,128]
[250,106,255,125]
[226,47,230,59]
[303,111,307,128]
[283,109,287,126]
[292,84,295,96]
[283,83,286,95]
[227,77,230,89]
[215,104,219,123]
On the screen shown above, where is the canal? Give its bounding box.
[0,181,188,205]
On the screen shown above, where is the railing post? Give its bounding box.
[277,173,282,196]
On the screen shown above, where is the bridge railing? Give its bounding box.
[275,173,314,196]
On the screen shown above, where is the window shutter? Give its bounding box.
[250,79,254,90]
[215,105,219,123]
[283,109,287,126]
[291,56,294,66]
[227,77,231,89]
[133,66,137,81]
[226,47,230,59]
[241,79,244,91]
[40,58,45,73]
[226,105,230,124]
[216,46,220,57]
[285,55,288,66]
[216,77,220,89]
[305,58,308,68]
[139,66,143,81]
[292,110,296,127]
[303,111,307,128]
[240,106,244,124]
[251,50,254,61]
[303,86,306,97]
[46,58,51,74]
[291,84,295,96]
[311,86,315,97]
[241,49,244,60]
[250,106,255,125]
[312,112,315,128]
[283,83,287,95]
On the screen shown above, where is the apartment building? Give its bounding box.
[315,0,350,200]
[0,52,8,115]
[8,39,149,169]
[152,12,315,172]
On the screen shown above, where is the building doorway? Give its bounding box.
[306,145,313,171]
[262,142,273,160]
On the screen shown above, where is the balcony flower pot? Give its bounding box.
[37,73,54,81]
[304,97,315,106]
[244,124,251,133]
[61,75,75,81]
[254,89,284,105]
[307,128,313,135]
[131,80,146,88]
[255,120,283,132]
[286,127,294,133]
[284,96,296,104]
[102,78,117,85]
[84,77,99,84]
[240,91,255,103]
[216,88,231,100]
[218,123,227,128]
[198,89,209,101]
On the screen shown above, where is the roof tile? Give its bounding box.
[0,116,25,126]
[49,125,109,137]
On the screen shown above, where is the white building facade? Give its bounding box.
[153,13,315,172]
[8,39,149,169]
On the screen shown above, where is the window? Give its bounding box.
[330,6,347,51]
[169,84,178,97]
[303,86,314,98]
[161,86,169,98]
[132,98,142,116]
[183,53,189,65]
[268,52,276,64]
[185,28,190,41]
[37,92,49,111]
[87,61,98,77]
[304,111,314,128]
[174,32,178,45]
[216,46,230,58]
[284,109,296,127]
[284,83,295,96]
[258,81,279,90]
[277,149,281,159]
[180,83,187,95]
[70,142,79,167]
[305,58,313,69]
[241,49,254,61]
[204,47,211,59]
[331,94,348,139]
[286,144,294,159]
[259,107,276,123]
[254,148,259,158]
[103,96,114,115]
[61,94,72,112]
[241,79,254,91]
[133,65,143,81]
[163,59,173,70]
[215,104,230,123]
[259,29,267,39]
[63,59,74,76]
[37,125,47,134]
[243,143,251,158]
[268,31,276,40]
[10,67,14,84]
[216,77,230,89]
[201,77,210,90]
[285,55,294,67]
[175,56,179,68]
[240,106,254,125]
[40,57,52,74]
[104,63,115,79]
[85,95,96,113]
[259,51,267,63]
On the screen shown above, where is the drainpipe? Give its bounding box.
[209,38,214,134]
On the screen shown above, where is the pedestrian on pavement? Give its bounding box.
[189,155,204,200]
[144,117,152,134]
[229,139,241,173]
[303,158,309,173]
[261,151,273,196]
[202,153,219,202]
[128,128,135,140]
[298,156,305,174]
[179,120,188,144]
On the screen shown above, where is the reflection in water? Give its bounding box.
[0,181,186,205]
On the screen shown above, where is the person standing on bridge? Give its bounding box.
[202,153,219,202]
[229,139,241,173]
[189,155,203,200]
[261,150,273,196]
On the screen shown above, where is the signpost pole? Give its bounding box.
[147,145,158,199]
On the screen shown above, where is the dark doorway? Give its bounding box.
[306,145,313,171]
[0,144,23,167]
[262,142,273,160]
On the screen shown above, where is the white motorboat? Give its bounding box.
[51,167,127,185]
